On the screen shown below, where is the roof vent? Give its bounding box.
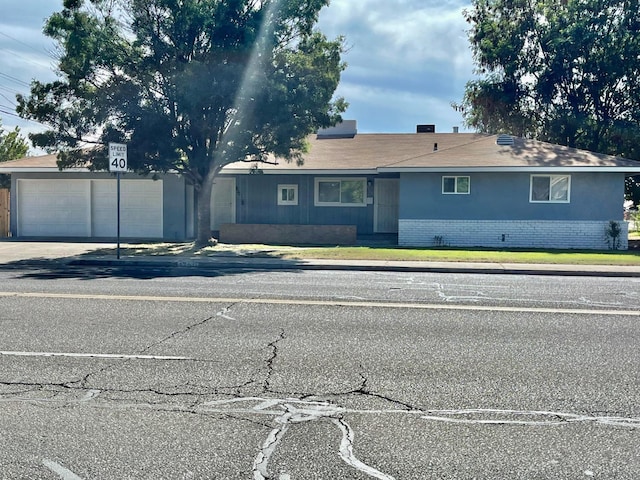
[496,134,514,146]
[417,124,435,133]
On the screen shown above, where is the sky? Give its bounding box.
[0,0,476,153]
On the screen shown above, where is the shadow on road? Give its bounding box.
[0,251,308,281]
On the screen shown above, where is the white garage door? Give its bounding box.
[91,180,163,238]
[17,179,91,236]
[17,179,163,238]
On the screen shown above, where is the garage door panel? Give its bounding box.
[91,181,117,237]
[91,180,163,238]
[18,180,90,237]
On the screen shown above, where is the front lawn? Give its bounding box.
[285,245,640,266]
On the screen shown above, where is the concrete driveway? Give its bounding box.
[0,241,114,263]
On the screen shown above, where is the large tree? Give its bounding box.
[457,0,640,162]
[17,0,346,244]
[0,120,30,188]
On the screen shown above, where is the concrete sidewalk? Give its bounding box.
[1,240,640,277]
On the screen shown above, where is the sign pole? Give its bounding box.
[108,142,128,260]
[117,171,121,259]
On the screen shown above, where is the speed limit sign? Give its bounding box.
[109,142,128,172]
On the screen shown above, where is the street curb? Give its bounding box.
[61,258,640,278]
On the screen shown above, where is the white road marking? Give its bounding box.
[333,418,395,480]
[42,460,83,480]
[202,397,640,479]
[80,390,101,402]
[432,282,487,303]
[420,408,640,428]
[216,307,236,321]
[247,399,394,480]
[0,291,638,316]
[0,351,192,360]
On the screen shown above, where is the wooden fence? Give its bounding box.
[0,189,9,237]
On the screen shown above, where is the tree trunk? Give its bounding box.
[195,179,214,247]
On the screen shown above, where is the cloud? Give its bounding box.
[0,0,477,150]
[335,81,466,133]
[0,0,61,26]
[318,0,474,132]
[0,2,60,142]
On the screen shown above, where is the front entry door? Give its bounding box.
[374,178,399,233]
[210,177,236,231]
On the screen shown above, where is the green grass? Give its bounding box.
[284,245,640,265]
[110,237,640,266]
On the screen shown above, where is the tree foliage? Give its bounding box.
[457,0,640,163]
[0,119,30,188]
[17,0,346,243]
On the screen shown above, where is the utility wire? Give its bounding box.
[0,93,16,105]
[0,108,48,127]
[0,31,54,57]
[0,72,30,87]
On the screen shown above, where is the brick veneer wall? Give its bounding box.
[399,220,629,250]
[219,224,357,245]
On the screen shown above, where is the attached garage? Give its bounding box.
[16,178,163,238]
[91,180,163,238]
[17,179,90,237]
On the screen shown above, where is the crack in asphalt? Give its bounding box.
[138,312,221,356]
[4,347,639,479]
[66,308,226,390]
[0,306,240,402]
[263,329,286,393]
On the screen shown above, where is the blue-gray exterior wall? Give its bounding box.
[399,172,625,221]
[231,174,378,234]
[162,174,189,240]
[9,172,189,240]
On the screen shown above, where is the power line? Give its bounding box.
[0,46,56,72]
[0,92,16,105]
[0,84,22,95]
[0,108,22,119]
[0,31,53,57]
[0,72,30,87]
[0,108,48,127]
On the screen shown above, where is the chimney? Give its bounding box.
[453,126,459,133]
[417,124,435,133]
[317,120,357,139]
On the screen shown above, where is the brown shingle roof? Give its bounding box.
[224,133,488,171]
[0,153,60,170]
[224,133,640,172]
[382,135,640,170]
[2,133,639,173]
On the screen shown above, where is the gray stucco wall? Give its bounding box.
[9,172,188,240]
[399,171,625,221]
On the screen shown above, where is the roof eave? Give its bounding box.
[220,168,380,175]
[378,166,640,173]
[0,167,93,173]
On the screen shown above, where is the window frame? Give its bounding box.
[442,176,471,195]
[277,184,298,206]
[314,177,367,207]
[529,174,571,203]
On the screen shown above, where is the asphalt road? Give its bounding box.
[0,266,639,479]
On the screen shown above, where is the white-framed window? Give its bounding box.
[314,177,367,207]
[277,184,298,206]
[530,175,571,203]
[442,176,470,194]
